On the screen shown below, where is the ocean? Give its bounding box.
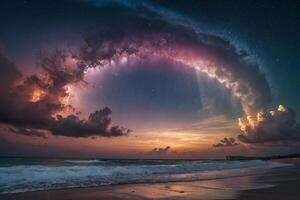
[0,157,292,194]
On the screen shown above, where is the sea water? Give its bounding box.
[0,157,292,194]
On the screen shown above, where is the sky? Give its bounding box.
[0,0,299,158]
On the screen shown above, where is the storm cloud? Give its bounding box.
[52,108,132,137]
[0,51,130,138]
[238,105,300,143]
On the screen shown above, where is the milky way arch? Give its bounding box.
[0,1,273,138]
[79,26,271,116]
[73,0,272,116]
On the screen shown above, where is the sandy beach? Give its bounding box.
[0,158,299,200]
[237,158,300,200]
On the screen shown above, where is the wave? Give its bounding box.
[0,160,292,194]
[64,160,106,164]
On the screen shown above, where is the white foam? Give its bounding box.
[64,159,106,164]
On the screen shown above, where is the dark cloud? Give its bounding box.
[109,126,132,137]
[238,105,300,143]
[152,146,171,154]
[9,127,47,139]
[0,51,130,138]
[0,52,22,94]
[52,108,131,137]
[213,137,238,148]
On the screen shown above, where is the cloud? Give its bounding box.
[238,105,300,143]
[9,127,48,139]
[0,51,130,138]
[151,146,171,154]
[213,137,239,148]
[52,108,132,137]
[109,126,132,137]
[0,52,22,94]
[171,116,238,134]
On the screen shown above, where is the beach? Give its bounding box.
[0,158,299,200]
[237,158,300,200]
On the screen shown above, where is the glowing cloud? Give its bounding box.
[238,105,300,143]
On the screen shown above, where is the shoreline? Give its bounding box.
[1,158,299,200]
[237,158,300,200]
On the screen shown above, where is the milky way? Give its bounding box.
[0,0,272,138]
[77,0,272,115]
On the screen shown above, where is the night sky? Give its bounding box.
[0,0,299,158]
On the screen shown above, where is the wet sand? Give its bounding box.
[237,158,300,200]
[1,158,299,200]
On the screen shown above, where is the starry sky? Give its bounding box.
[0,0,299,158]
